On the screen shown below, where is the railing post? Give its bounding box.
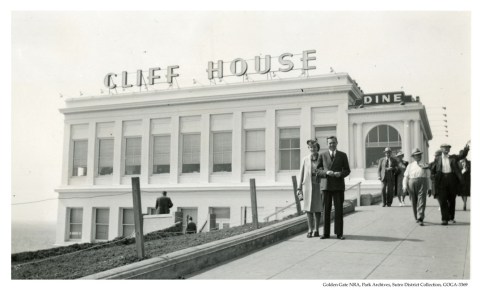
[131,177,145,259]
[249,178,259,229]
[291,176,302,215]
[357,183,361,207]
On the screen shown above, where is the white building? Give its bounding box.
[55,73,432,245]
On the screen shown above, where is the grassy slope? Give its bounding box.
[11,219,284,279]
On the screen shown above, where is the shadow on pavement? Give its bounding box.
[344,234,422,242]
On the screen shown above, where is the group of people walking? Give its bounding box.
[378,142,470,226]
[297,136,470,240]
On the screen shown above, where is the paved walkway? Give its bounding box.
[189,196,470,279]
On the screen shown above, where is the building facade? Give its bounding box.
[55,73,432,245]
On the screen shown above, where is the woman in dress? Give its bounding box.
[395,152,408,206]
[297,139,323,238]
[458,157,470,211]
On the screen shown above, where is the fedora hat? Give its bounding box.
[396,151,404,157]
[411,148,423,156]
[384,147,392,153]
[440,143,451,148]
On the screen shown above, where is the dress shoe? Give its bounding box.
[419,221,424,226]
[450,220,456,224]
[441,221,448,225]
[306,232,313,238]
[313,231,320,237]
[337,235,345,240]
[320,235,330,239]
[463,206,467,211]
[382,204,386,207]
[387,205,391,207]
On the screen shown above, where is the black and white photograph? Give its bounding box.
[6,0,478,287]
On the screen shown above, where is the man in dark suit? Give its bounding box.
[378,147,398,207]
[185,216,197,234]
[155,191,173,214]
[318,136,351,240]
[431,142,470,225]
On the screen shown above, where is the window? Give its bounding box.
[97,139,113,175]
[68,208,83,240]
[245,130,265,171]
[315,126,337,154]
[121,208,134,237]
[94,208,109,240]
[279,128,300,170]
[125,137,141,175]
[182,133,200,173]
[213,132,232,172]
[153,135,170,174]
[365,125,402,168]
[209,207,230,230]
[72,140,88,176]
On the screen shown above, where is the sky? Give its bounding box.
[9,8,473,225]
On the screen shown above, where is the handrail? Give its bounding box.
[345,181,362,191]
[198,216,208,233]
[263,201,298,222]
[345,181,362,207]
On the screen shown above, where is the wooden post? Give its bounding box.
[249,178,259,229]
[291,176,302,215]
[131,177,145,259]
[357,183,361,207]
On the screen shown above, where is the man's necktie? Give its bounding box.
[386,158,389,168]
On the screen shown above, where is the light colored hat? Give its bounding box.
[384,147,392,153]
[396,151,404,157]
[411,148,423,156]
[440,143,451,148]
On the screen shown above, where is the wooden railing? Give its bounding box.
[263,201,299,222]
[345,182,362,206]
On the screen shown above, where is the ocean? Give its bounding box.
[11,222,57,254]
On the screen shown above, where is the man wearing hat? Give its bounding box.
[378,147,398,207]
[431,142,470,225]
[403,148,430,226]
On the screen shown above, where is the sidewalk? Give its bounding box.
[189,196,470,279]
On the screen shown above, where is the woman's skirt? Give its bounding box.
[306,177,323,212]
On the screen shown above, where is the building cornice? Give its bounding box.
[59,74,360,115]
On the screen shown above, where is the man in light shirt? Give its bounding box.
[431,142,470,225]
[403,148,430,226]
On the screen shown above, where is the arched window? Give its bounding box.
[365,125,402,168]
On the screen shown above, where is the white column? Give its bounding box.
[55,201,67,244]
[355,122,364,168]
[265,109,276,182]
[109,206,120,239]
[169,115,180,184]
[336,103,349,154]
[200,113,211,183]
[413,119,421,151]
[61,123,71,186]
[231,111,242,183]
[112,120,123,185]
[140,117,151,185]
[403,120,411,161]
[349,123,356,168]
[300,106,312,160]
[86,121,96,185]
[82,206,93,243]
